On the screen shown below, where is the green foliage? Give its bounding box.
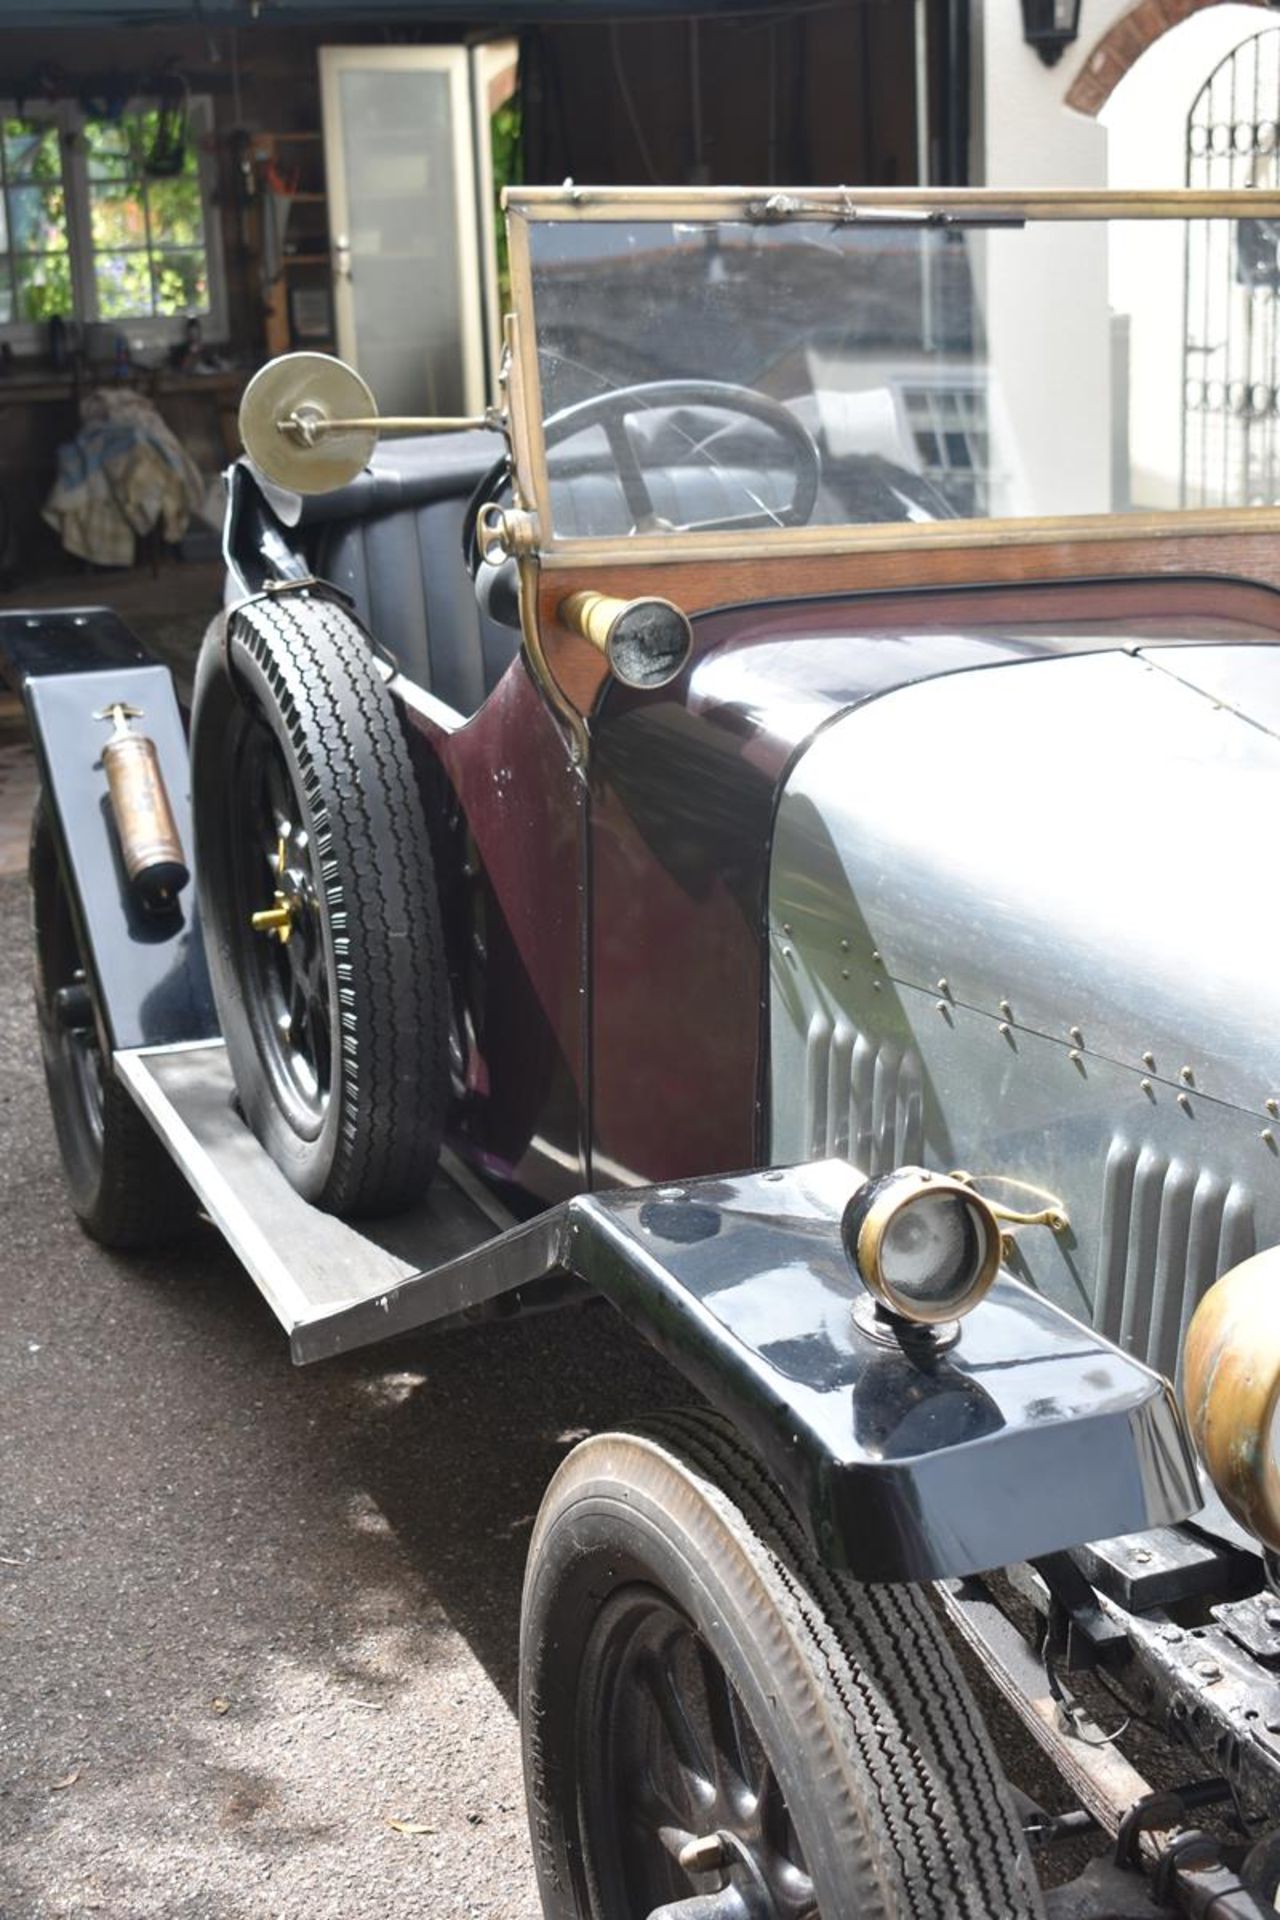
[90,184,146,251]
[148,174,202,248]
[95,251,152,319]
[491,95,522,318]
[3,120,62,186]
[83,113,209,319]
[17,251,72,321]
[85,109,200,183]
[154,252,207,314]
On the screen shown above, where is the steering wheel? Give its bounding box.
[542,379,821,536]
[463,377,821,579]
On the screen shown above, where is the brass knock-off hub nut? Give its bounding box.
[251,894,295,942]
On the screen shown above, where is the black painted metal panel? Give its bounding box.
[0,608,148,687]
[4,612,218,1052]
[298,1160,1201,1582]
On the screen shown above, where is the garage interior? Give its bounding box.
[0,0,961,872]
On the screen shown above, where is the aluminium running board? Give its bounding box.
[114,1040,520,1346]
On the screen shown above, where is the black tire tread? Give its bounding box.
[201,595,446,1216]
[29,801,197,1250]
[613,1409,1042,1919]
[80,1075,199,1249]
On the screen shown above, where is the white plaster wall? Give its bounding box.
[971,0,1117,190]
[969,2,1128,518]
[976,219,1110,513]
[972,0,1271,188]
[1102,2,1270,184]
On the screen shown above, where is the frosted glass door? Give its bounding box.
[321,47,484,417]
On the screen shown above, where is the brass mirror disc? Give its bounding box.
[238,352,378,495]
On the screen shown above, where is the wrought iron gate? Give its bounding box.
[1184,27,1280,508]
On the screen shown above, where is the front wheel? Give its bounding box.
[520,1410,1043,1920]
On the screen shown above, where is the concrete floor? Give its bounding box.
[0,564,558,1916]
[0,858,698,1918]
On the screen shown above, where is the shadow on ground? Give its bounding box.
[1,856,1111,1919]
[0,865,691,1919]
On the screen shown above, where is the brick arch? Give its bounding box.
[1066,0,1269,116]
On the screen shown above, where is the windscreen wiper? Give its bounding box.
[743,194,1027,229]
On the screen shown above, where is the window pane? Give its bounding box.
[148,175,204,249]
[90,181,147,251]
[95,251,153,318]
[9,184,68,252]
[85,109,200,182]
[153,249,208,314]
[3,120,61,183]
[15,253,72,320]
[0,274,12,324]
[83,118,136,179]
[135,107,200,180]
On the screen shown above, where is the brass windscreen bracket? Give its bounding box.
[950,1171,1070,1235]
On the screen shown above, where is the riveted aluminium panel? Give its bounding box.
[774,980,1270,1389]
[771,647,1280,1119]
[769,649,1280,1389]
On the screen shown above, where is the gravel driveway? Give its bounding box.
[0,871,686,1919]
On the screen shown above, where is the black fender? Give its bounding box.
[0,607,217,1052]
[298,1157,1202,1583]
[222,459,313,599]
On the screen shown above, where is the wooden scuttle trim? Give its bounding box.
[535,534,1280,717]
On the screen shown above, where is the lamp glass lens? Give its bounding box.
[879,1191,985,1310]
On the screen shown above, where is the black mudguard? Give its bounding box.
[300,1158,1203,1583]
[0,607,217,1051]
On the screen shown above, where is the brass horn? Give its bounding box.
[238,352,492,495]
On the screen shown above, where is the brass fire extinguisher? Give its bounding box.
[94,702,190,912]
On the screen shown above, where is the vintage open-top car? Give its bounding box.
[9,184,1280,1917]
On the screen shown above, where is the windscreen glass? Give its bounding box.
[526,211,1275,540]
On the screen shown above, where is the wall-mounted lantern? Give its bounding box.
[1021,0,1083,66]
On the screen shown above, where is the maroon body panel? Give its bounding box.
[400,657,587,1205]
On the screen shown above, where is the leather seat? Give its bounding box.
[307,431,520,718]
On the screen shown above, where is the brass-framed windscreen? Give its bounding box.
[501,187,1280,567]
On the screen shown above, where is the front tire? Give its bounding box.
[520,1410,1042,1920]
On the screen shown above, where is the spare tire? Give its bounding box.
[191,592,447,1217]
